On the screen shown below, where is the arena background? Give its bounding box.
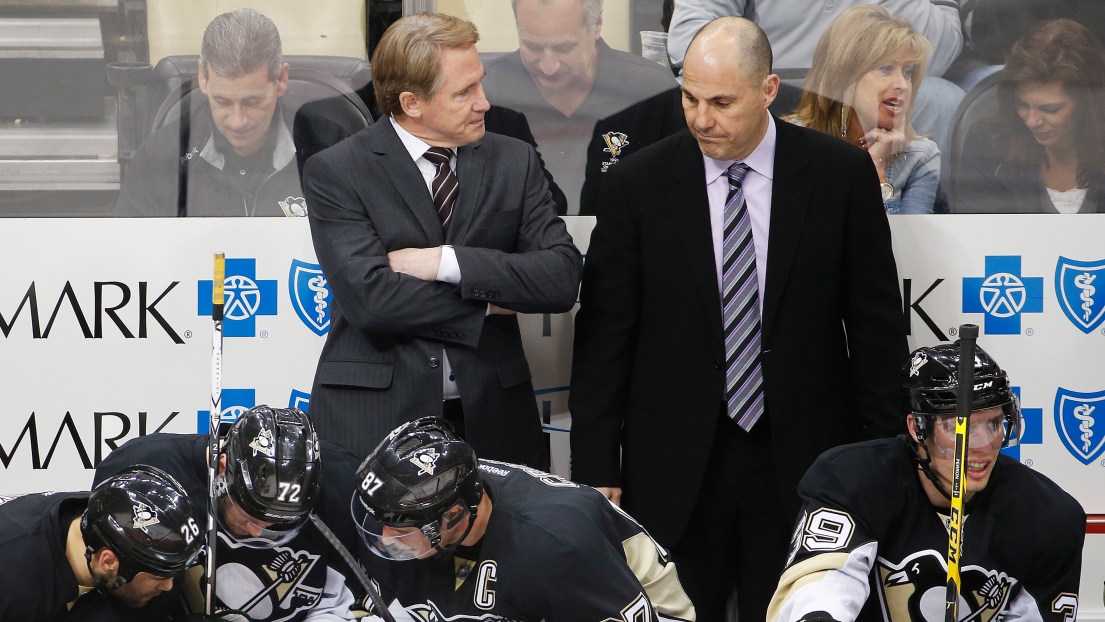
[2,215,1103,616]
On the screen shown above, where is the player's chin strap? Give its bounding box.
[431,507,478,556]
[909,429,953,502]
[84,546,128,591]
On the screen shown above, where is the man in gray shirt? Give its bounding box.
[483,0,677,214]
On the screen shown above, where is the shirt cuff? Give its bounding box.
[436,245,461,284]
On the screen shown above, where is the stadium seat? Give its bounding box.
[944,69,1004,212]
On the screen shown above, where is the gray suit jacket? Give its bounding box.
[303,119,582,465]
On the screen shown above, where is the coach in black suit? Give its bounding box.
[303,13,582,467]
[569,18,905,622]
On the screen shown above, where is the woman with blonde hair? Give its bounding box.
[790,5,940,214]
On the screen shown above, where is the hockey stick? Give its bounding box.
[944,323,978,622]
[205,252,225,616]
[309,514,397,622]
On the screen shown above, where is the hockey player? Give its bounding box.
[93,405,363,621]
[0,465,203,621]
[351,417,696,621]
[768,343,1085,622]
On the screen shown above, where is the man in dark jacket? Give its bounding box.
[116,8,305,217]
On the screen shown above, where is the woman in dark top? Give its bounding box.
[957,19,1105,213]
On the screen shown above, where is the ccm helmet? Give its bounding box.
[352,417,483,560]
[218,405,321,547]
[901,341,1022,449]
[82,465,203,587]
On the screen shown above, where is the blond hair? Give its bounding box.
[790,5,929,144]
[372,13,480,118]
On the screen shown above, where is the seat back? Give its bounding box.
[944,69,1005,212]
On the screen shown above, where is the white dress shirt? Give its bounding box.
[703,113,776,311]
[390,116,463,399]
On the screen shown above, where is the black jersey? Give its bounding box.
[363,460,695,622]
[93,433,362,622]
[0,492,87,621]
[768,436,1085,622]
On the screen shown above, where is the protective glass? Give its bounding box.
[351,495,470,561]
[925,402,1021,459]
[216,477,305,548]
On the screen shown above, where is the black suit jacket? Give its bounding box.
[294,90,570,214]
[569,120,906,545]
[303,119,582,465]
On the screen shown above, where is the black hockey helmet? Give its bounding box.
[218,405,321,547]
[901,341,1022,448]
[352,417,483,560]
[82,465,203,585]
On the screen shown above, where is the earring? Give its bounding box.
[840,104,848,139]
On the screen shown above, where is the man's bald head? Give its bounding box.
[687,17,772,84]
[680,16,778,161]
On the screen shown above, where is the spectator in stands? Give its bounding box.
[789,6,940,214]
[956,19,1105,213]
[116,8,305,217]
[667,0,965,155]
[482,0,677,214]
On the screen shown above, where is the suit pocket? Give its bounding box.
[318,360,393,389]
[496,355,532,389]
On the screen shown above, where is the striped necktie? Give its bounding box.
[423,147,458,233]
[723,162,765,431]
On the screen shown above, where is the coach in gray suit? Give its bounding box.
[302,13,582,467]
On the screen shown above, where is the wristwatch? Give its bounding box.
[880,181,894,202]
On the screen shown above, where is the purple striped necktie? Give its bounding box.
[423,147,458,233]
[722,162,764,431]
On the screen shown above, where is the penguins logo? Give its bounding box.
[278,196,308,217]
[410,448,441,476]
[406,600,512,621]
[877,550,1013,622]
[909,352,928,377]
[602,132,629,158]
[250,428,277,458]
[132,501,160,532]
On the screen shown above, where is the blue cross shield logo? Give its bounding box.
[1054,388,1105,465]
[289,260,331,336]
[289,389,311,413]
[962,256,1044,334]
[198,258,278,337]
[1055,257,1105,334]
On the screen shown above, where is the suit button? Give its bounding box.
[713,360,723,370]
[429,357,440,368]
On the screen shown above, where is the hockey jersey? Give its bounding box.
[93,433,361,622]
[768,436,1085,622]
[364,460,696,622]
[0,491,172,622]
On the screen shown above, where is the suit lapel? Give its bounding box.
[762,119,812,341]
[669,131,724,342]
[370,120,445,244]
[448,139,485,244]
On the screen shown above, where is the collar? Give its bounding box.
[703,113,777,185]
[200,102,296,171]
[389,115,455,162]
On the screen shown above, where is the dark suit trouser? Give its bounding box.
[671,410,791,622]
